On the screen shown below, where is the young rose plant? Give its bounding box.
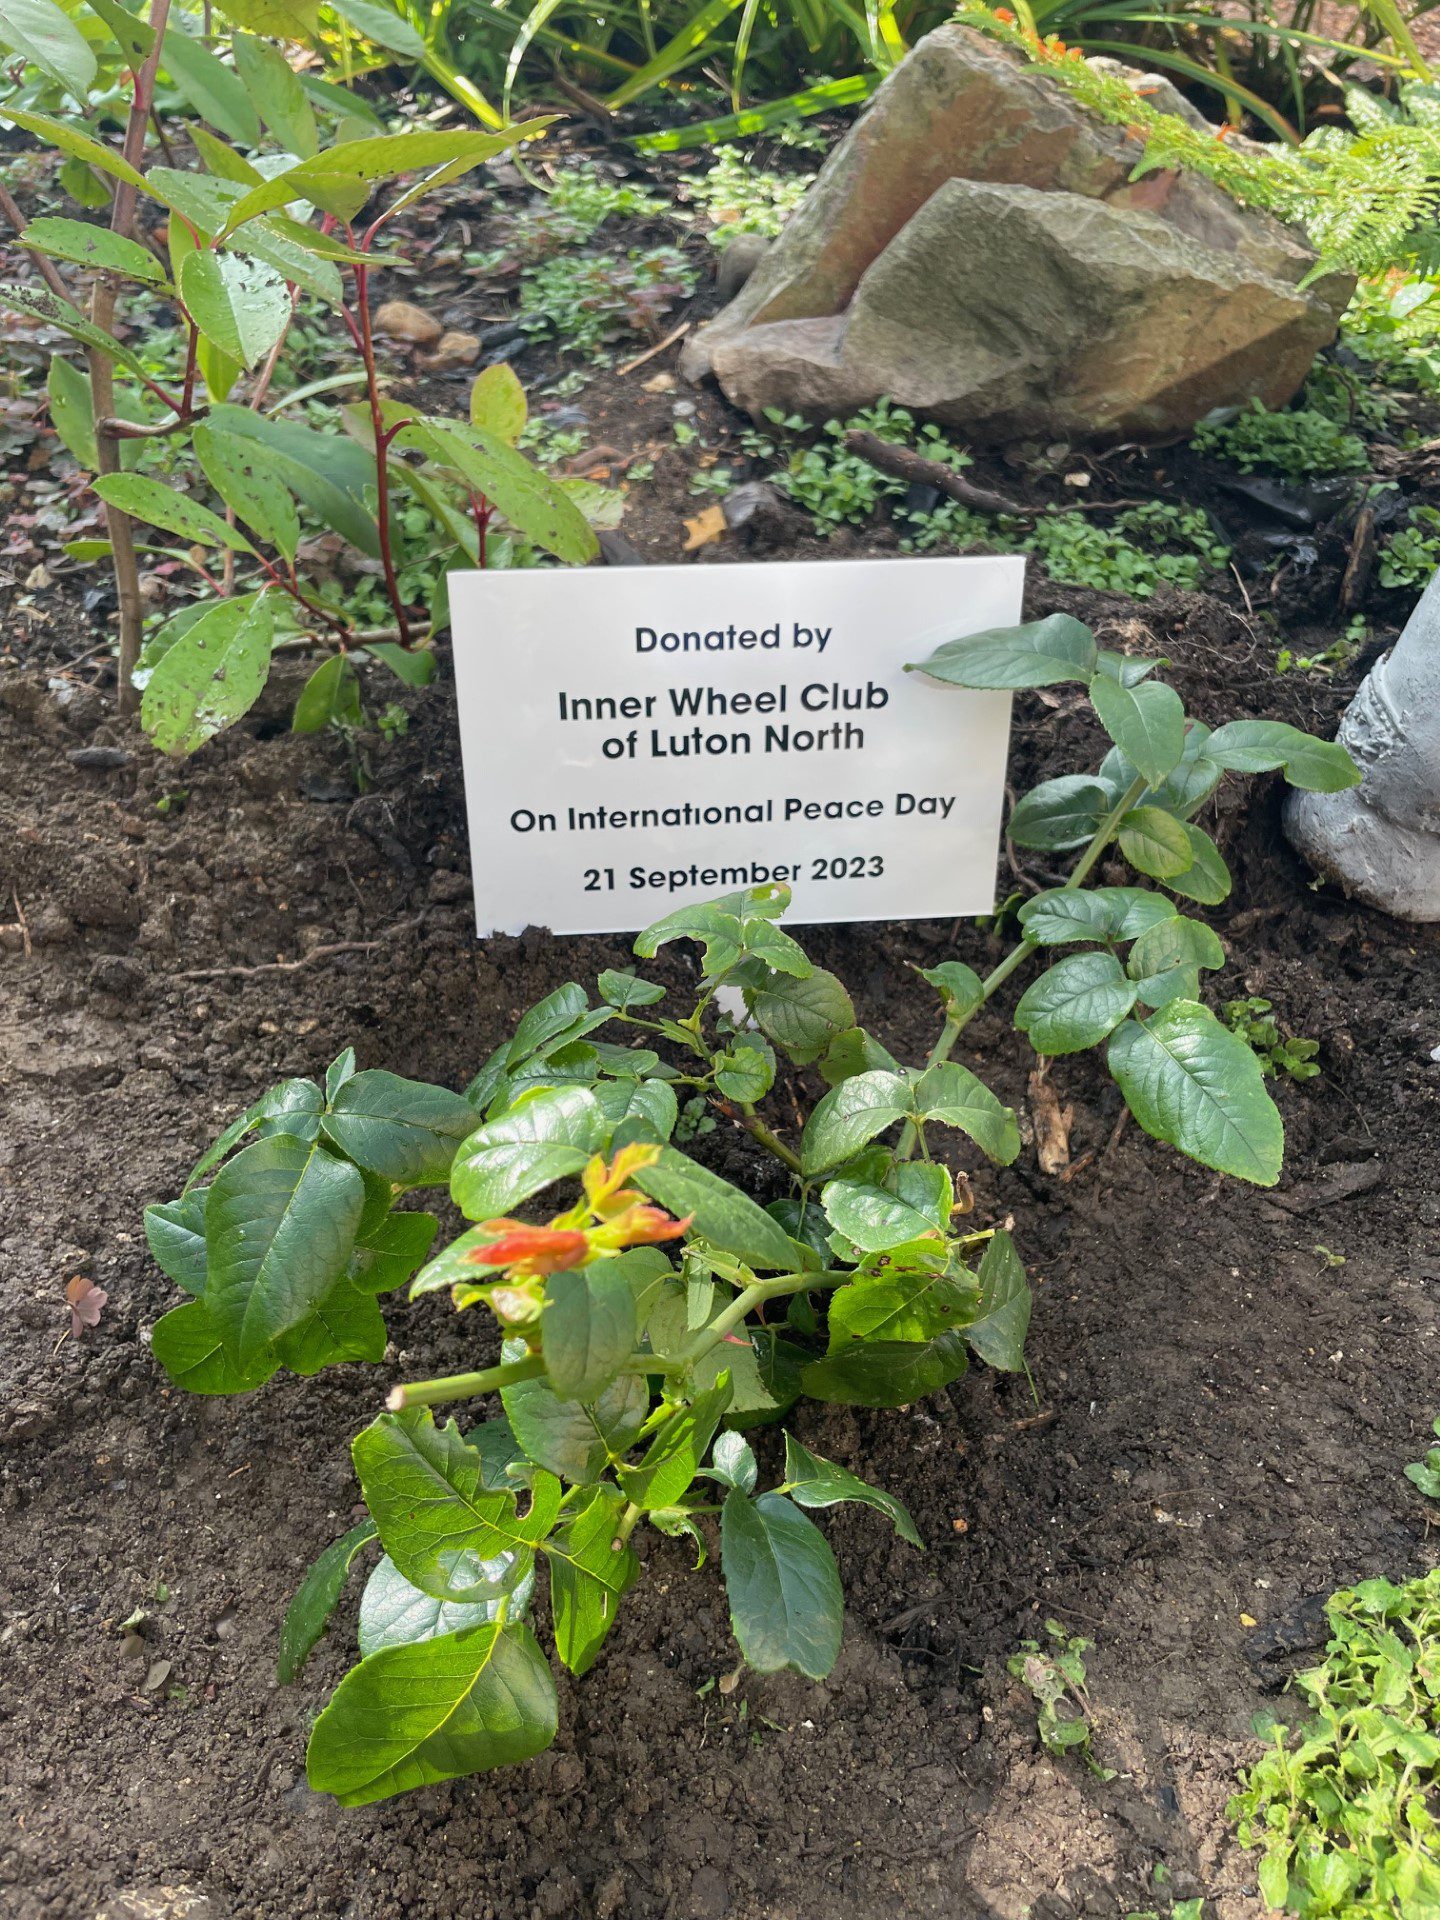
[141,615,1360,1805]
[1,0,602,749]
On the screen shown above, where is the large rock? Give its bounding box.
[681,27,1352,442]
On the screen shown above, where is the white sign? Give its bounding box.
[449,554,1024,935]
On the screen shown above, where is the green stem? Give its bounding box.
[738,1106,803,1174]
[898,772,1149,1156]
[385,1350,545,1410]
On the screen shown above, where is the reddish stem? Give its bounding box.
[353,257,412,647]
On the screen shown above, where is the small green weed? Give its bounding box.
[1221,998,1320,1081]
[1405,1421,1440,1500]
[1341,275,1440,398]
[1228,1571,1440,1915]
[1277,615,1367,676]
[778,399,970,530]
[1008,1620,1115,1780]
[1379,505,1440,590]
[1191,400,1369,480]
[684,145,814,247]
[517,247,697,358]
[539,165,669,250]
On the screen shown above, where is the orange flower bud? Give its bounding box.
[994,6,1015,18]
[466,1221,589,1273]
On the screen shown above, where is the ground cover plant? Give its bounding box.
[136,612,1358,1804]
[1228,1570,1440,1914]
[0,0,605,751]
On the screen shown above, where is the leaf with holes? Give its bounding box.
[139,591,275,756]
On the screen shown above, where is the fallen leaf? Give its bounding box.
[66,1274,108,1338]
[683,505,726,551]
[1028,1066,1074,1176]
[1240,1612,1258,1628]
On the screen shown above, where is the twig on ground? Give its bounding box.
[842,430,1155,520]
[174,914,428,980]
[616,319,690,377]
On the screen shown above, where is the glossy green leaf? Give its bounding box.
[1126,914,1225,983]
[358,1550,532,1656]
[592,1075,678,1148]
[276,1519,377,1683]
[1166,824,1232,906]
[748,966,855,1065]
[817,1025,901,1087]
[917,960,985,1022]
[597,968,664,1010]
[541,1265,638,1402]
[451,1085,605,1220]
[964,1230,1030,1370]
[140,591,275,756]
[721,1490,843,1679]
[233,31,318,155]
[632,1147,798,1270]
[22,217,164,284]
[46,354,98,471]
[0,109,148,191]
[273,1270,387,1373]
[1015,951,1138,1055]
[1018,886,1167,946]
[306,1619,558,1805]
[545,1483,638,1675]
[800,1069,911,1175]
[914,1062,1021,1165]
[150,1295,280,1393]
[1008,776,1114,852]
[179,249,290,370]
[713,1038,775,1103]
[711,1429,757,1492]
[618,1373,732,1511]
[470,361,526,444]
[329,0,427,55]
[205,1134,364,1362]
[912,612,1097,689]
[821,1162,951,1253]
[144,1190,209,1294]
[350,1208,438,1294]
[1107,1000,1284,1186]
[0,283,149,379]
[502,1359,649,1484]
[193,420,300,560]
[0,0,96,95]
[322,1069,476,1187]
[782,1434,922,1547]
[212,0,320,33]
[205,404,380,556]
[290,652,360,734]
[1088,672,1186,789]
[1101,719,1221,821]
[1202,719,1361,793]
[353,1408,560,1599]
[800,1329,969,1407]
[183,1074,323,1188]
[162,25,261,142]
[94,472,256,553]
[1117,806,1194,881]
[399,418,596,566]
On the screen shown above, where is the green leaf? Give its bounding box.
[0,0,96,96]
[782,1434,922,1547]
[1202,719,1361,793]
[801,1069,911,1175]
[350,1208,438,1294]
[826,1263,961,1345]
[822,1162,952,1254]
[322,1070,476,1187]
[47,354,98,471]
[545,1483,638,1675]
[713,1038,775,1103]
[912,612,1097,688]
[470,361,527,443]
[1018,887,1158,946]
[918,960,985,1022]
[817,1025,900,1087]
[748,967,855,1065]
[188,124,262,187]
[1166,824,1231,906]
[1088,673,1186,789]
[276,1519,377,1683]
[632,1147,798,1270]
[592,1076,678,1148]
[965,1230,1030,1370]
[80,0,154,64]
[58,154,112,209]
[0,283,149,379]
[178,249,290,371]
[1015,952,1138,1055]
[205,1134,365,1362]
[212,0,320,34]
[140,591,275,756]
[363,640,435,686]
[800,1330,969,1407]
[1009,776,1114,852]
[22,217,165,285]
[94,473,256,553]
[183,1074,323,1188]
[541,1265,638,1402]
[1126,914,1225,984]
[353,1408,560,1600]
[0,109,148,192]
[721,1490,843,1679]
[233,31,318,156]
[162,24,261,143]
[711,1429,757,1492]
[597,968,664,1009]
[914,1062,1021,1165]
[398,418,596,566]
[290,652,361,734]
[192,420,300,561]
[205,404,379,556]
[1107,1001,1284,1186]
[618,1373,732,1510]
[306,1619,558,1805]
[329,0,427,56]
[450,1085,605,1220]
[150,1296,280,1393]
[1117,806,1194,881]
[502,1361,649,1484]
[358,1550,531,1656]
[144,1190,209,1294]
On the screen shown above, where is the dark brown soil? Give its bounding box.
[4,159,1440,1920]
